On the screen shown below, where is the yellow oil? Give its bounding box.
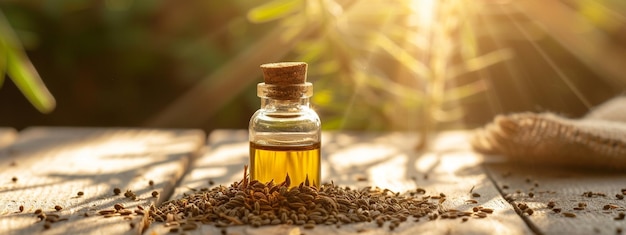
[250,142,320,188]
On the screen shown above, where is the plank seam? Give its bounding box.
[482,164,544,235]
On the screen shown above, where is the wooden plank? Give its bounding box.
[0,128,17,150]
[485,163,626,235]
[0,127,205,235]
[146,130,532,235]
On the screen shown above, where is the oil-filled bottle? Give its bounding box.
[249,62,321,188]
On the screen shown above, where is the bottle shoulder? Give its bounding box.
[250,108,320,123]
[249,107,321,136]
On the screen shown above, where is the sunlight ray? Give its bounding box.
[337,64,366,130]
[479,6,532,111]
[333,0,389,130]
[332,0,427,130]
[477,68,503,116]
[505,4,593,110]
[375,33,431,81]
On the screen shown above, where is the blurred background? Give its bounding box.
[1,0,625,135]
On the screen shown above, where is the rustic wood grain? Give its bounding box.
[0,127,205,235]
[485,163,626,235]
[146,130,532,235]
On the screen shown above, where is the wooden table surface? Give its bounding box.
[0,128,624,235]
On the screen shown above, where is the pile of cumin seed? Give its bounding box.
[142,166,487,232]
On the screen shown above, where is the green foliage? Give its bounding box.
[247,0,304,23]
[0,10,55,113]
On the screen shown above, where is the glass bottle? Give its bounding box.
[249,62,321,188]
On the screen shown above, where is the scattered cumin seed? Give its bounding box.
[525,208,534,216]
[552,208,562,213]
[19,205,24,212]
[547,201,556,208]
[143,165,444,231]
[114,204,125,211]
[182,223,198,231]
[471,193,481,198]
[528,192,534,198]
[502,185,509,189]
[480,208,494,214]
[98,209,115,215]
[34,209,42,214]
[124,190,134,198]
[149,180,154,186]
[113,188,121,195]
[617,194,624,200]
[563,212,576,218]
[465,199,478,204]
[77,191,84,196]
[54,205,62,211]
[152,191,159,198]
[517,203,528,210]
[11,177,17,183]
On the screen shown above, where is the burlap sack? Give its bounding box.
[471,96,626,170]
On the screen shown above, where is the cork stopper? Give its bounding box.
[261,62,307,85]
[257,62,312,100]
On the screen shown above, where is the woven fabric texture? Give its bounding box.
[471,96,626,170]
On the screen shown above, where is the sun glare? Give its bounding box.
[409,0,437,29]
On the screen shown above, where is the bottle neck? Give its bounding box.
[261,98,310,111]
